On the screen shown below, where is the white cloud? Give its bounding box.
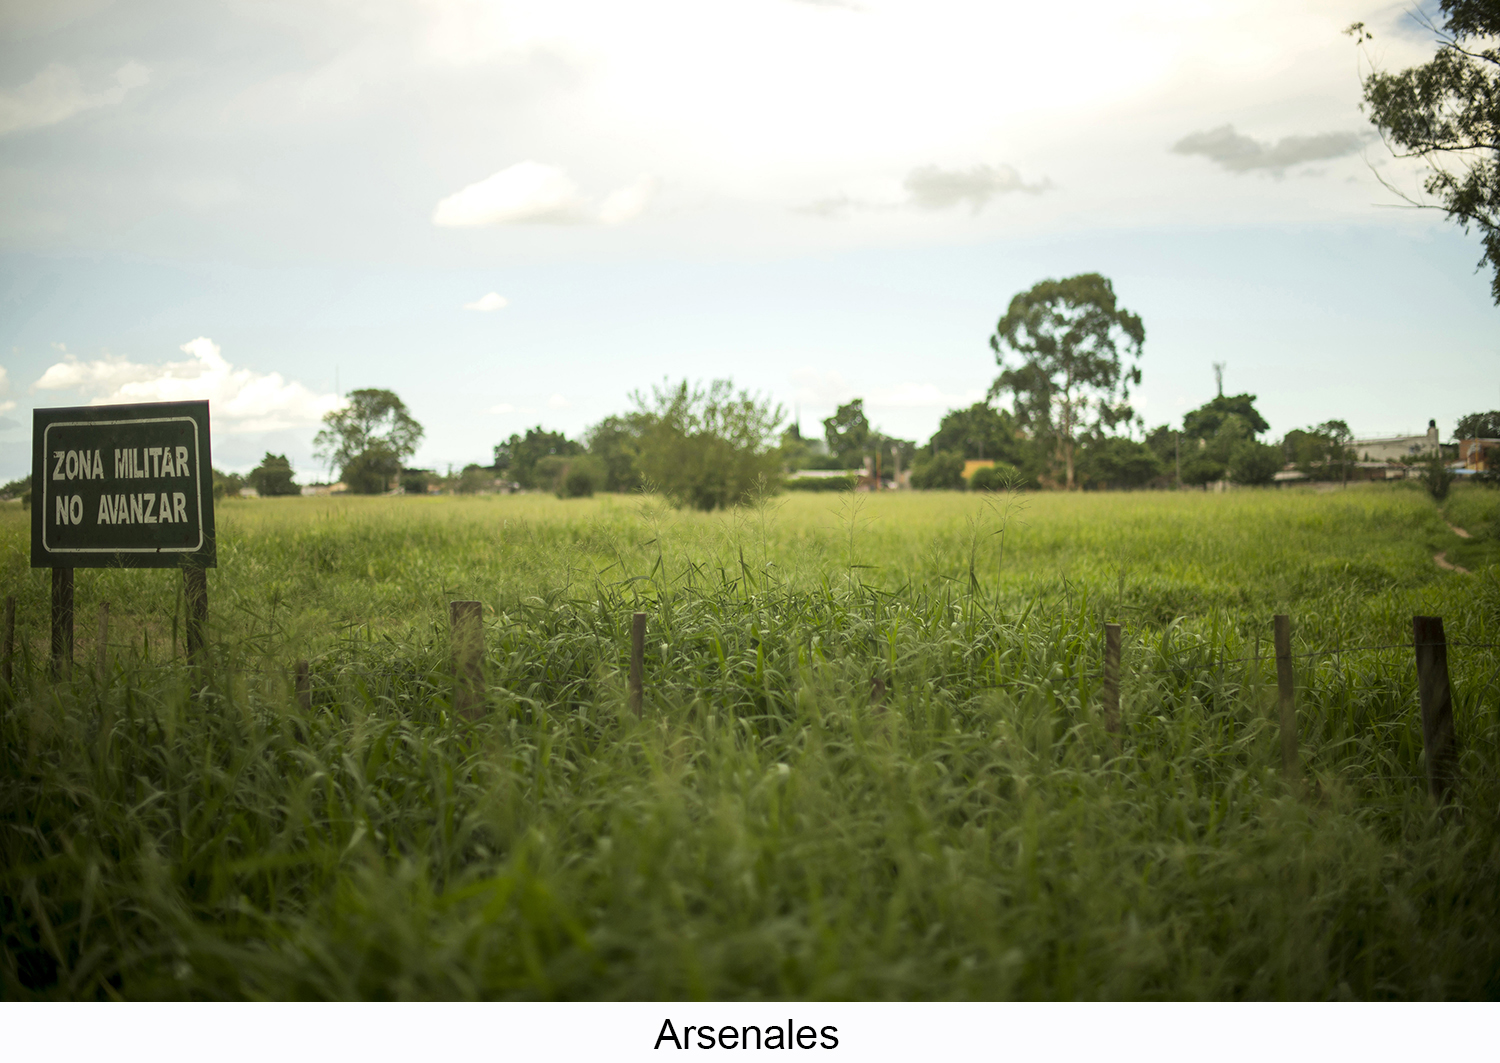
[546,393,571,409]
[801,162,1049,217]
[902,163,1050,211]
[434,161,658,228]
[464,292,509,312]
[432,160,589,226]
[0,366,14,413]
[791,367,851,406]
[599,173,658,225]
[0,60,148,136]
[32,337,343,433]
[1171,125,1367,175]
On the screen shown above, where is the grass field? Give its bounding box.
[2,482,1498,999]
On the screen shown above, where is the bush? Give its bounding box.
[1421,454,1455,502]
[248,453,300,497]
[1181,454,1226,487]
[1077,438,1161,490]
[911,451,966,490]
[1229,441,1281,486]
[562,468,594,498]
[212,468,245,501]
[454,465,494,494]
[633,379,783,511]
[785,474,858,492]
[342,447,400,494]
[400,470,430,495]
[1,475,31,509]
[968,463,1021,492]
[532,455,605,497]
[559,457,606,498]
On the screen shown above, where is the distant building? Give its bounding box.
[1459,438,1500,472]
[1351,420,1440,462]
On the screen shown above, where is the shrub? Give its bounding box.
[785,474,858,492]
[400,470,430,495]
[561,463,602,498]
[1229,441,1281,486]
[632,379,783,511]
[1,475,31,509]
[968,463,1021,492]
[1077,437,1161,489]
[342,446,400,494]
[1421,454,1455,501]
[248,453,300,497]
[911,450,966,490]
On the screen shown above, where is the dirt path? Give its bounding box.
[1434,551,1471,575]
[1447,522,1471,539]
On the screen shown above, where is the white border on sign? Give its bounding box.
[41,416,205,555]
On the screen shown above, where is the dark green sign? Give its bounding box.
[31,401,216,569]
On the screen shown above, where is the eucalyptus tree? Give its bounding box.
[988,272,1144,490]
[1349,4,1500,303]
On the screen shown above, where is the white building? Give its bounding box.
[1351,420,1440,462]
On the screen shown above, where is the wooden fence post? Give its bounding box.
[96,602,110,681]
[1413,615,1459,804]
[1102,623,1121,734]
[184,567,208,665]
[50,567,73,679]
[450,600,484,720]
[629,611,646,718]
[2,595,14,691]
[1274,614,1299,778]
[295,659,311,711]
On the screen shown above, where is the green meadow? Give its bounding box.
[2,482,1498,999]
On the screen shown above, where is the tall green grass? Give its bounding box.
[1,483,1497,999]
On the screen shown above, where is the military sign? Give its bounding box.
[31,401,216,569]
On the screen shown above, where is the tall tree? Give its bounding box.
[1455,410,1500,438]
[927,402,1021,462]
[314,389,424,494]
[1317,419,1355,488]
[822,399,871,469]
[1182,393,1270,441]
[1349,5,1500,303]
[494,427,581,489]
[585,414,646,492]
[988,273,1144,489]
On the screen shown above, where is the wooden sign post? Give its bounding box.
[1102,623,1122,734]
[1,595,13,692]
[1273,614,1299,779]
[450,600,485,720]
[1412,616,1458,804]
[31,401,216,674]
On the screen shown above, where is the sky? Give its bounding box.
[1,0,1496,481]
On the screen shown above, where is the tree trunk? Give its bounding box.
[1062,392,1076,490]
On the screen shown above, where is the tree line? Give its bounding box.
[183,266,1500,509]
